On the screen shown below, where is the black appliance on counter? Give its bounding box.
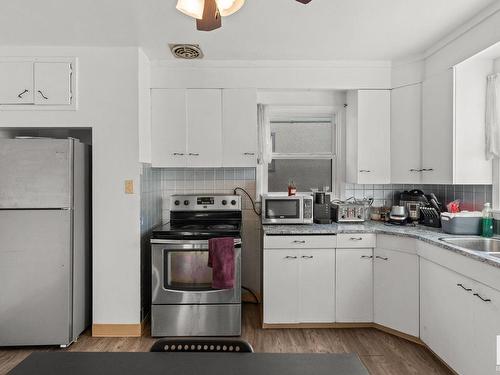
[313,192,331,224]
[398,189,442,228]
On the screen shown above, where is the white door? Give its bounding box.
[357,90,391,184]
[391,84,422,184]
[336,248,373,322]
[374,248,419,336]
[263,250,299,324]
[151,89,187,167]
[0,62,34,104]
[422,69,454,184]
[298,249,335,323]
[420,259,474,375]
[471,281,500,375]
[34,62,72,105]
[222,89,257,167]
[186,89,223,167]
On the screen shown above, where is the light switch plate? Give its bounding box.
[125,180,134,194]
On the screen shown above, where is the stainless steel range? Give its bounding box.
[151,194,242,337]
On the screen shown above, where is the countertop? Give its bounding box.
[262,221,500,269]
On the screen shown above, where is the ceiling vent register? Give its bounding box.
[169,44,204,59]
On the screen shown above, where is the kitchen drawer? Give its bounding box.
[264,235,336,249]
[376,234,417,254]
[336,233,376,248]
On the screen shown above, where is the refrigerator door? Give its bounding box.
[0,138,73,209]
[0,210,72,346]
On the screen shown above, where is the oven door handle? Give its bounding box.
[151,238,242,248]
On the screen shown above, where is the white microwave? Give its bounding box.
[261,195,314,224]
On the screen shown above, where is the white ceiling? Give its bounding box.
[0,0,496,61]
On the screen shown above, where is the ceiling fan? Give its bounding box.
[176,0,313,31]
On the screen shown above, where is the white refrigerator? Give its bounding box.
[0,137,90,346]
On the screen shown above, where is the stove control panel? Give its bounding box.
[171,195,242,211]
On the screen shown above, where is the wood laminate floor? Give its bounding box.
[0,304,452,375]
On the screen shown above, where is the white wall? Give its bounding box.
[138,48,152,163]
[258,89,346,107]
[495,57,500,72]
[151,60,392,90]
[0,46,142,325]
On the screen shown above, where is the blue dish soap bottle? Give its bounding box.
[482,202,493,238]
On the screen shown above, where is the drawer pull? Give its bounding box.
[37,90,49,100]
[301,255,314,259]
[409,168,422,172]
[457,283,472,292]
[189,153,200,156]
[375,256,389,261]
[473,293,491,302]
[360,255,373,259]
[173,152,185,156]
[243,152,255,155]
[359,170,371,173]
[284,256,298,259]
[350,237,363,241]
[293,240,306,244]
[17,89,29,98]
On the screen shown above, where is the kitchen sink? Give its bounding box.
[440,237,500,254]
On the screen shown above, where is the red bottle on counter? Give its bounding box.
[288,181,297,196]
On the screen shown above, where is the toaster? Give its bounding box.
[331,201,369,223]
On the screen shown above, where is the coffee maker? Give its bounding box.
[313,190,331,224]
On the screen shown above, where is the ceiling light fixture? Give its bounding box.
[215,0,245,16]
[176,0,205,19]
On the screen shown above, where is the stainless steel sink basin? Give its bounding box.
[440,237,500,253]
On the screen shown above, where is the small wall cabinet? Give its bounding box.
[151,88,257,168]
[0,59,74,108]
[346,90,391,184]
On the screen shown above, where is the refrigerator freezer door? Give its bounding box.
[0,210,72,346]
[0,138,72,208]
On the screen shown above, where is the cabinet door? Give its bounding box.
[34,62,72,105]
[391,84,422,184]
[298,249,335,323]
[422,70,454,184]
[0,62,34,104]
[471,281,500,375]
[420,259,474,375]
[357,90,391,184]
[336,248,373,322]
[374,248,419,336]
[151,89,187,167]
[222,89,257,167]
[263,250,299,324]
[186,89,223,167]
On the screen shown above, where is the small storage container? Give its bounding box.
[440,212,482,235]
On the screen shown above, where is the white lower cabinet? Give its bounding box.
[336,248,373,322]
[263,248,335,324]
[374,248,419,337]
[420,258,500,375]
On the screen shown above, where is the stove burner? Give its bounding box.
[180,224,206,230]
[207,224,237,230]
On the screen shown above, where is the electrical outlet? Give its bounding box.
[125,180,134,194]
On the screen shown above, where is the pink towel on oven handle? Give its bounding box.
[208,237,235,289]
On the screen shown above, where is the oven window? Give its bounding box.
[266,199,300,219]
[164,250,213,290]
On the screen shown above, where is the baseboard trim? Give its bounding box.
[92,323,142,337]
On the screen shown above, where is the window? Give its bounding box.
[267,117,335,193]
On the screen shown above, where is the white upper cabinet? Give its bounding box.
[222,89,257,167]
[151,88,257,168]
[34,62,72,105]
[346,90,391,184]
[390,84,422,184]
[0,62,34,104]
[151,89,187,167]
[186,89,223,167]
[421,66,492,184]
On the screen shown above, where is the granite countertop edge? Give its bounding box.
[261,222,500,269]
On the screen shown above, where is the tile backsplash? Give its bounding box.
[344,184,493,211]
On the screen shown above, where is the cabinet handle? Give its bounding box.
[17,89,29,98]
[243,152,255,155]
[350,237,363,241]
[173,152,185,156]
[409,169,422,172]
[284,256,298,259]
[188,153,200,156]
[421,168,434,172]
[360,255,373,259]
[359,170,371,173]
[293,240,306,244]
[456,283,472,292]
[301,255,314,259]
[37,90,49,100]
[473,293,491,302]
[375,256,389,261]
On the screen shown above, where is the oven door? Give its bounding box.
[151,239,241,305]
[262,197,304,224]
